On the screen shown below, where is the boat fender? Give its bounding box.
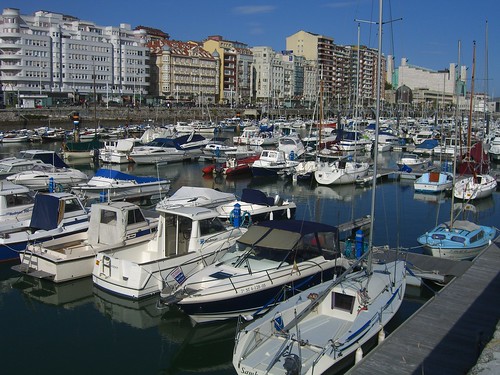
[355,346,364,363]
[274,194,283,206]
[378,328,386,343]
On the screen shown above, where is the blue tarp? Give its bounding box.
[94,168,164,183]
[415,139,439,150]
[29,194,61,231]
[241,188,274,206]
[29,152,68,168]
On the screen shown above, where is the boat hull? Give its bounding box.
[177,265,342,323]
[93,248,229,299]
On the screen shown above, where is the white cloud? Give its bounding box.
[233,5,276,15]
[324,1,358,9]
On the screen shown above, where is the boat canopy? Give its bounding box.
[241,188,274,206]
[415,139,439,150]
[237,220,339,252]
[30,194,70,230]
[94,168,165,183]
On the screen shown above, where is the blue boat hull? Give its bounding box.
[178,267,341,321]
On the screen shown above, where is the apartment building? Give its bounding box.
[147,39,219,105]
[347,45,386,107]
[286,30,387,111]
[203,35,252,106]
[0,7,150,107]
[388,56,467,106]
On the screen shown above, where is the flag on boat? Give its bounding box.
[400,164,412,173]
[172,267,187,285]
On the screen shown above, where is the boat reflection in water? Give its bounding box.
[159,307,237,374]
[93,287,237,374]
[93,287,162,330]
[314,184,369,202]
[11,275,94,308]
[413,191,447,204]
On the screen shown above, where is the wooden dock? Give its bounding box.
[356,167,398,186]
[347,241,500,375]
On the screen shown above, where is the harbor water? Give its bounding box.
[1,137,499,374]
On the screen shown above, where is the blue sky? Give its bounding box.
[11,0,500,97]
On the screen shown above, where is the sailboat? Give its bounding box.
[417,40,497,260]
[232,3,407,373]
[453,41,497,201]
[313,63,369,185]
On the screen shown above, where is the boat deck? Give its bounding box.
[347,241,500,375]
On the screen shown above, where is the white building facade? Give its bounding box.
[0,7,149,107]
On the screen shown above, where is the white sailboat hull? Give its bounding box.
[233,261,406,375]
[314,161,369,185]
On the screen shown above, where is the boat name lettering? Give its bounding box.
[241,283,266,294]
[241,367,259,375]
[200,236,220,245]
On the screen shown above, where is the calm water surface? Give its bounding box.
[0,137,498,374]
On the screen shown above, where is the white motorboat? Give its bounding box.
[12,201,158,282]
[92,206,245,299]
[0,150,68,178]
[335,130,372,153]
[0,131,30,143]
[128,138,189,165]
[159,219,352,323]
[277,133,306,160]
[216,188,296,225]
[488,136,500,162]
[232,258,406,375]
[233,126,260,145]
[414,171,454,194]
[3,193,89,263]
[156,186,237,210]
[314,157,370,185]
[6,164,88,191]
[250,150,299,177]
[71,168,170,202]
[201,137,238,159]
[396,153,432,172]
[0,181,34,224]
[99,138,137,164]
[453,174,497,200]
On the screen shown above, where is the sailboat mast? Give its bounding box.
[450,40,461,225]
[367,0,383,274]
[466,41,476,157]
[484,20,489,136]
[318,79,324,152]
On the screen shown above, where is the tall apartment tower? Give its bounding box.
[0,7,150,107]
[347,45,386,105]
[286,30,333,101]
